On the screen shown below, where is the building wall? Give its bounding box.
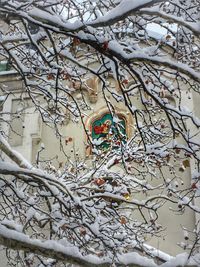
[0,69,197,262]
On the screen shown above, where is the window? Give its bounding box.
[9,98,33,146]
[0,61,11,72]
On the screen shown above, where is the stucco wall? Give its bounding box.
[0,72,197,265]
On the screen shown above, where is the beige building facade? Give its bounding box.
[0,64,199,260]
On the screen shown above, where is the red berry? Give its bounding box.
[102,41,109,50]
[191,182,197,189]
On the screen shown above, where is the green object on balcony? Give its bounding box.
[0,61,11,72]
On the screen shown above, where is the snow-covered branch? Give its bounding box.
[0,0,200,266]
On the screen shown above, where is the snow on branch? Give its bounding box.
[140,7,200,37]
[0,134,32,169]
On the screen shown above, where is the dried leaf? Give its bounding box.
[123,193,130,200]
[61,223,68,230]
[120,216,127,225]
[80,227,86,236]
[122,79,129,85]
[47,73,55,80]
[96,251,104,257]
[102,41,109,50]
[95,178,106,186]
[175,148,181,154]
[183,159,190,168]
[191,183,197,189]
[59,162,63,168]
[72,37,81,46]
[166,34,171,40]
